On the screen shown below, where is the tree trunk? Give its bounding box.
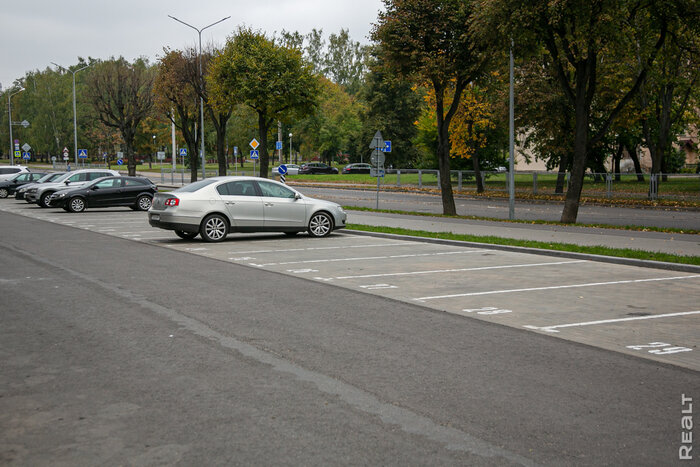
[626,144,645,181]
[434,86,456,216]
[555,155,568,194]
[613,143,623,181]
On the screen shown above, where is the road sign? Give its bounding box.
[249,138,259,150]
[370,167,385,177]
[51,156,57,162]
[371,150,385,167]
[179,148,187,157]
[369,130,384,149]
[22,152,31,160]
[22,143,31,152]
[157,151,166,160]
[21,120,29,128]
[278,164,288,175]
[276,141,283,150]
[117,159,124,165]
[62,147,69,155]
[78,149,88,159]
[14,150,21,158]
[234,146,238,156]
[382,141,392,153]
[250,150,259,160]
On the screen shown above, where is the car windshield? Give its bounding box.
[174,179,219,193]
[52,173,73,183]
[41,173,65,182]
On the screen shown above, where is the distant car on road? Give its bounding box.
[48,176,157,212]
[299,162,339,175]
[271,164,301,175]
[0,172,46,198]
[148,176,346,242]
[15,172,66,200]
[342,163,372,174]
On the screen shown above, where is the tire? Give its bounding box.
[308,212,333,237]
[135,195,152,211]
[200,214,228,242]
[0,188,8,198]
[39,192,55,208]
[67,197,86,213]
[175,230,198,240]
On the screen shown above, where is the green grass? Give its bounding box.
[346,223,700,266]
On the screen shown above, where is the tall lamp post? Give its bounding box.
[52,62,90,166]
[7,86,25,166]
[289,133,293,164]
[168,14,230,180]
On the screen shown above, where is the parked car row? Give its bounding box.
[1,168,157,212]
[1,167,346,242]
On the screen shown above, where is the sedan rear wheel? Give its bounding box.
[0,188,8,198]
[308,212,333,237]
[200,214,228,242]
[68,197,86,213]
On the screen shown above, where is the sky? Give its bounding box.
[0,0,386,90]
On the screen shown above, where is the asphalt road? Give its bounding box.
[294,185,700,231]
[2,211,698,465]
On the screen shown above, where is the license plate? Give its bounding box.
[151,214,160,221]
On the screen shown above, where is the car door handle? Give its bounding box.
[225,201,235,205]
[264,202,274,206]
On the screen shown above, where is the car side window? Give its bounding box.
[218,181,258,196]
[88,172,110,180]
[67,173,85,182]
[95,178,120,189]
[16,173,31,181]
[257,181,296,199]
[124,179,146,186]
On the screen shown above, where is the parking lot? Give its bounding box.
[2,200,698,371]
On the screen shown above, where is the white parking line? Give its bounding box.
[324,260,587,281]
[523,310,700,333]
[228,242,416,255]
[250,249,486,267]
[414,275,700,301]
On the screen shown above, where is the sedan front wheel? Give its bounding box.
[308,212,333,237]
[68,197,86,213]
[0,188,8,198]
[200,214,229,242]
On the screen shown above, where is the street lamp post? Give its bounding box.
[52,62,90,166]
[289,133,293,164]
[168,14,230,180]
[152,134,156,169]
[7,87,24,166]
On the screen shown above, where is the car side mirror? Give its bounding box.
[91,185,100,190]
[294,193,302,200]
[64,180,70,185]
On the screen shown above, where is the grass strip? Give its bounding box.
[346,223,700,266]
[344,206,700,235]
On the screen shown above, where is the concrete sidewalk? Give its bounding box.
[347,210,700,257]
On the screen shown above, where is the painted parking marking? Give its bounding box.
[359,284,398,290]
[227,242,419,256]
[414,275,700,301]
[250,249,486,268]
[626,342,693,355]
[523,310,700,333]
[320,260,587,281]
[461,307,513,315]
[286,269,319,274]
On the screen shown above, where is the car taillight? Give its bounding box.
[164,198,179,207]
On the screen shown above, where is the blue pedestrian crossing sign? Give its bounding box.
[22,152,31,160]
[276,141,283,150]
[78,149,88,159]
[381,141,392,152]
[250,150,259,160]
[179,148,188,157]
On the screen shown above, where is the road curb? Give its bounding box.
[344,229,700,274]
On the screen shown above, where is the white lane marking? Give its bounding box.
[414,275,700,301]
[251,250,485,267]
[523,310,700,333]
[359,284,398,290]
[228,242,416,255]
[327,260,586,280]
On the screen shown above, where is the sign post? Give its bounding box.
[369,131,386,209]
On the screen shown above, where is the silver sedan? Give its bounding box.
[148,176,346,242]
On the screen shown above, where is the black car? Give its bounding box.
[0,172,47,198]
[342,163,371,174]
[299,162,339,174]
[48,176,157,212]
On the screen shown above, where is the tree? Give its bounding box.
[87,57,154,176]
[474,0,679,222]
[154,48,201,181]
[373,0,488,215]
[208,27,319,178]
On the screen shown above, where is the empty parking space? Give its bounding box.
[2,200,698,370]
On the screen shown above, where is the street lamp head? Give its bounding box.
[289,133,293,137]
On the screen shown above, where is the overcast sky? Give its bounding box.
[0,0,385,90]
